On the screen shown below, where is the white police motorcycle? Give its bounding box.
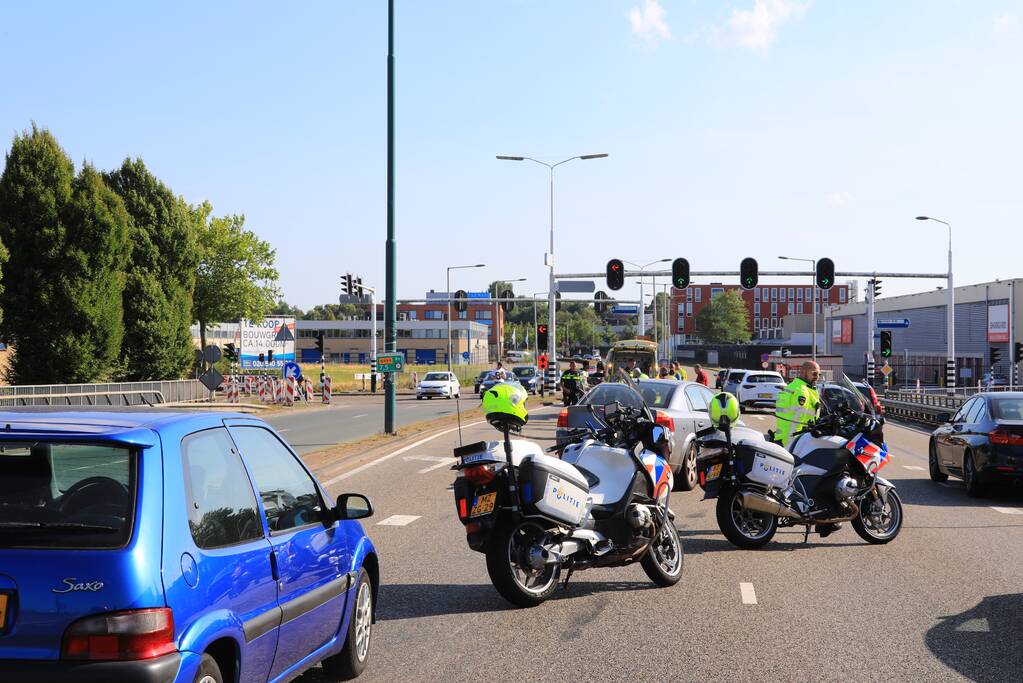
[452,385,683,607]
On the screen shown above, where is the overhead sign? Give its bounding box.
[557,280,596,293]
[610,305,639,316]
[240,317,296,370]
[339,294,370,304]
[376,352,405,373]
[988,303,1009,342]
[876,319,910,329]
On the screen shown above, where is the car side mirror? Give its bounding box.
[335,493,374,520]
[936,412,951,424]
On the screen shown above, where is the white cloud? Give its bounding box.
[728,0,810,50]
[628,0,672,45]
[826,192,853,208]
[993,13,1018,34]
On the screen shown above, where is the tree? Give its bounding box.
[271,299,304,317]
[191,203,279,355]
[0,126,129,383]
[105,158,199,380]
[694,290,751,344]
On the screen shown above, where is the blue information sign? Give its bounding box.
[462,351,470,360]
[282,361,302,380]
[876,319,910,329]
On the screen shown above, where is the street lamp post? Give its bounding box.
[498,153,608,392]
[779,256,818,362]
[917,216,954,393]
[623,259,671,355]
[446,264,485,372]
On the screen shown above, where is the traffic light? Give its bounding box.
[258,352,265,363]
[739,257,758,290]
[353,276,363,296]
[870,279,882,299]
[454,289,468,313]
[315,332,325,355]
[224,342,237,362]
[815,258,835,290]
[671,258,690,289]
[1015,342,1023,364]
[991,347,1002,366]
[594,290,609,315]
[267,350,274,363]
[606,259,624,291]
[500,289,514,313]
[536,324,548,349]
[880,330,892,358]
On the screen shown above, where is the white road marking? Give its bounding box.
[903,465,925,471]
[277,428,290,433]
[990,506,1023,515]
[321,421,486,486]
[740,582,758,605]
[352,414,368,419]
[405,455,453,474]
[377,515,421,526]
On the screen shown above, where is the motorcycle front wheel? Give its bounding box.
[852,488,903,544]
[716,486,777,549]
[485,520,561,607]
[640,518,684,586]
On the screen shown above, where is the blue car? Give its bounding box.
[0,409,379,682]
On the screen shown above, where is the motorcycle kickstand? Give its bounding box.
[802,526,810,544]
[562,566,574,590]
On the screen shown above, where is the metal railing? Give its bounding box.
[877,389,964,425]
[0,380,207,407]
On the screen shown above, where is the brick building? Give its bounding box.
[672,283,851,342]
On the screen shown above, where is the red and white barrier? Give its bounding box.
[322,376,332,404]
[305,378,314,402]
[258,378,267,402]
[226,380,239,404]
[284,376,295,406]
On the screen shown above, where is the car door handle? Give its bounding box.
[269,551,280,581]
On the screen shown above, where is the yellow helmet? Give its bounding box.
[482,382,529,430]
[709,392,740,426]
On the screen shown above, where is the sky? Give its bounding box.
[2,0,1021,310]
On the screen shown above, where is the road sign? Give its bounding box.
[538,354,548,371]
[376,353,405,373]
[880,363,893,376]
[876,319,910,329]
[462,351,470,360]
[556,280,595,293]
[282,361,302,380]
[339,294,370,304]
[761,362,769,369]
[760,353,770,363]
[203,345,221,364]
[199,368,224,392]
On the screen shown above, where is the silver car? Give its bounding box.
[634,379,718,491]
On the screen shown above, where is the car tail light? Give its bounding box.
[990,428,1023,447]
[557,408,569,428]
[655,410,675,432]
[61,608,175,661]
[464,464,497,485]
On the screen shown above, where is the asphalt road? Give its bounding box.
[289,405,1023,682]
[264,395,473,454]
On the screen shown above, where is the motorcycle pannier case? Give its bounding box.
[737,439,794,488]
[517,454,590,527]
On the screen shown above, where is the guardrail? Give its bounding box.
[0,380,207,407]
[878,389,965,425]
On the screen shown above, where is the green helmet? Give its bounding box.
[709,392,740,426]
[483,382,529,430]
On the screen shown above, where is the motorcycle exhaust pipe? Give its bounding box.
[739,491,802,519]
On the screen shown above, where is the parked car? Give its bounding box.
[478,371,522,396]
[556,381,652,451]
[929,392,1023,496]
[416,371,460,399]
[473,370,490,394]
[714,369,728,390]
[511,365,541,394]
[851,380,884,415]
[727,371,786,408]
[634,379,719,490]
[721,370,749,396]
[0,409,379,682]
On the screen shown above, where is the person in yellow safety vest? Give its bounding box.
[774,361,822,448]
[626,358,648,380]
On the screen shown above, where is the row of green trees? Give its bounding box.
[0,125,280,384]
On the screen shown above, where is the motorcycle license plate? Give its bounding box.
[470,492,497,517]
[706,464,722,481]
[0,594,7,629]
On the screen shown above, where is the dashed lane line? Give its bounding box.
[321,420,486,486]
[377,515,421,526]
[740,583,758,605]
[405,455,453,474]
[990,506,1023,515]
[903,465,925,471]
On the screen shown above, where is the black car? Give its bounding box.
[511,365,541,394]
[473,370,490,394]
[929,392,1023,496]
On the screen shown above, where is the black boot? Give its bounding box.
[815,523,842,538]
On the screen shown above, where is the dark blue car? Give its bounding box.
[0,409,378,682]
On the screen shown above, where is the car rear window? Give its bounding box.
[991,398,1023,420]
[728,372,746,382]
[0,442,135,549]
[636,382,677,408]
[581,383,645,411]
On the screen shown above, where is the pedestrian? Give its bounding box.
[494,360,507,380]
[658,365,670,379]
[694,364,709,386]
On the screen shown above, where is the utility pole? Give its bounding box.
[383,0,397,433]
